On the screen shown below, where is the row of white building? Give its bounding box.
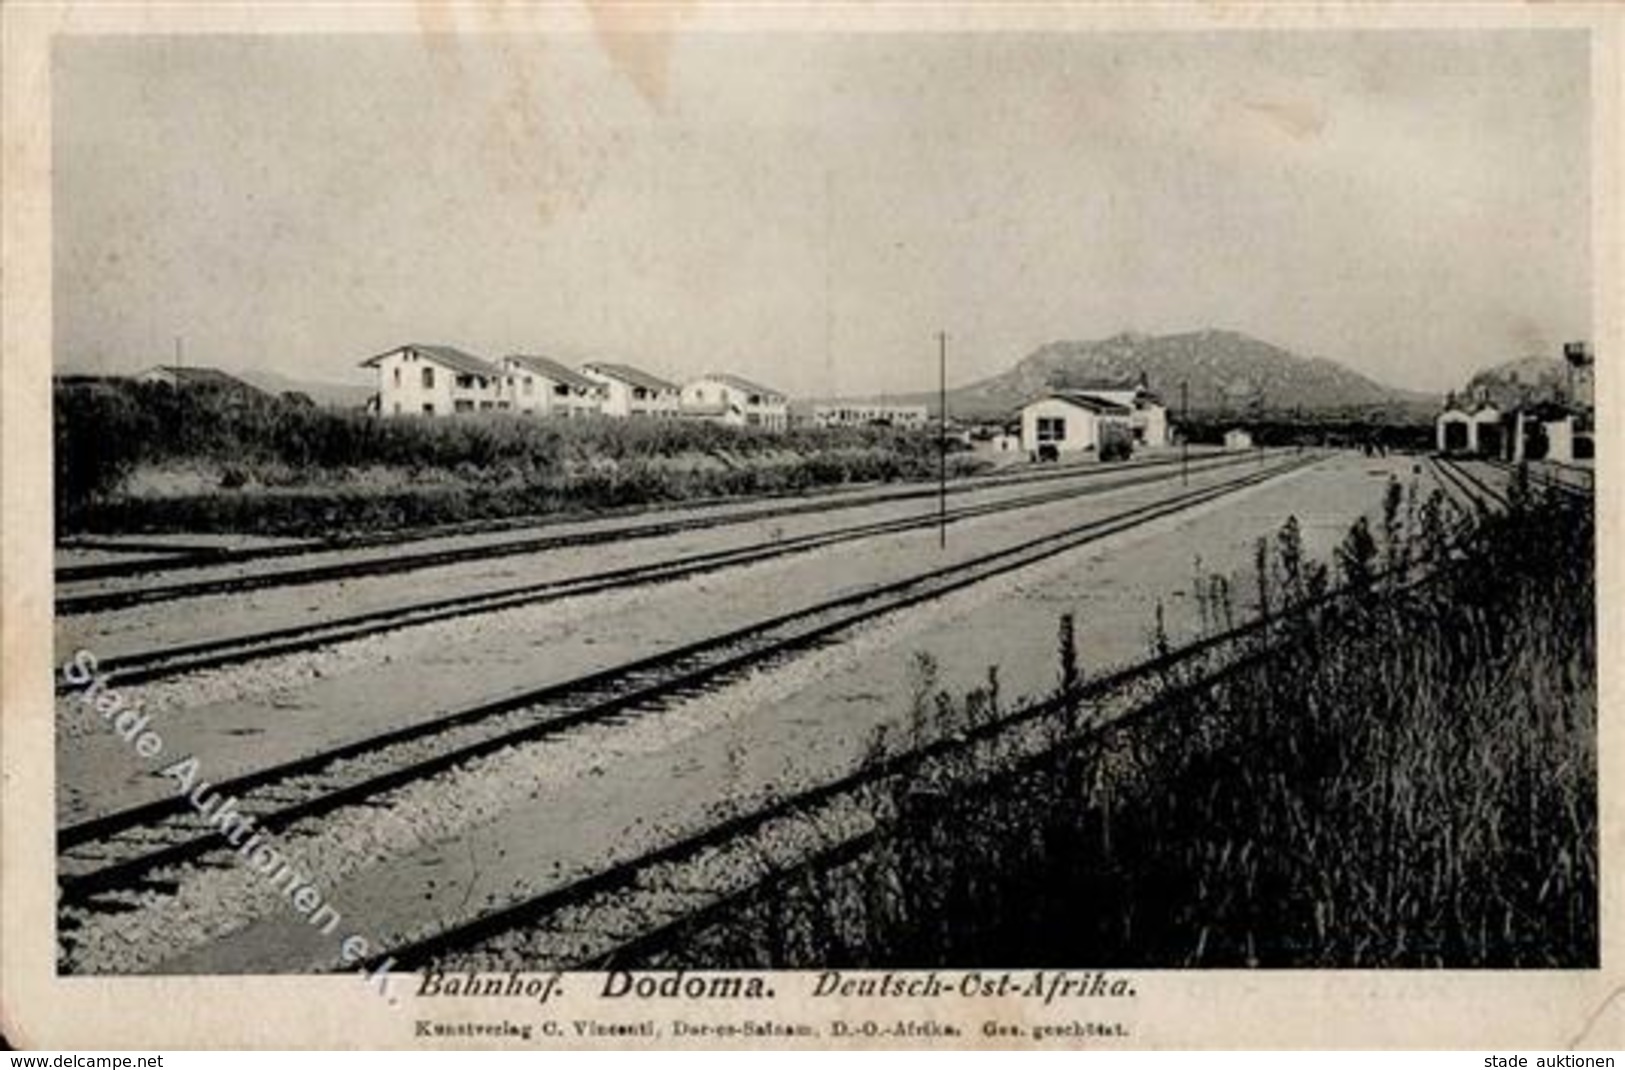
[362,344,790,430]
[361,344,1185,456]
[362,343,945,431]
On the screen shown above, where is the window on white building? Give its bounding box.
[422,367,435,389]
[1037,416,1066,443]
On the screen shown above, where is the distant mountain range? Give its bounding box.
[871,329,1439,422]
[66,328,1452,422]
[233,369,374,409]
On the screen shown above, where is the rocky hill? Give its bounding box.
[882,329,1437,421]
[1456,356,1570,411]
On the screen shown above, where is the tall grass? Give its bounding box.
[55,381,977,534]
[657,474,1596,968]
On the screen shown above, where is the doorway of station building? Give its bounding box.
[1520,420,1550,462]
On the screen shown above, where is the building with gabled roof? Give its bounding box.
[1435,403,1502,456]
[1018,390,1139,459]
[1042,373,1169,448]
[581,361,681,418]
[361,343,508,416]
[501,354,605,418]
[680,372,789,430]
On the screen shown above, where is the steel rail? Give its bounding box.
[385,552,1465,973]
[62,451,1285,690]
[57,456,1319,912]
[1479,457,1591,501]
[57,449,1234,592]
[1432,455,1508,512]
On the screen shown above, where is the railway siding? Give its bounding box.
[56,455,1305,825]
[61,454,1441,976]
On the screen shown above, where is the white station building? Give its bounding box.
[1435,404,1504,456]
[1018,383,1170,457]
[1019,392,1134,456]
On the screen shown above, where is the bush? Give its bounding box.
[648,479,1596,969]
[54,380,983,534]
[1099,423,1134,462]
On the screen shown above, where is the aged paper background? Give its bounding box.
[3,1,1622,1050]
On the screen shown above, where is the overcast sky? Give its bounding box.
[54,30,1590,396]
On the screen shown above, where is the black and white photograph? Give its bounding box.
[2,2,1619,1053]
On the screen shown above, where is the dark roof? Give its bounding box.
[503,354,601,392]
[1052,380,1163,406]
[145,366,262,392]
[360,344,501,378]
[583,362,678,393]
[699,372,786,400]
[1040,391,1133,415]
[1058,378,1140,393]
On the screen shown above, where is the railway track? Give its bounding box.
[371,584,1354,973]
[1480,456,1593,501]
[56,449,1231,594]
[1434,454,1596,514]
[1431,455,1509,513]
[1427,455,1482,515]
[57,453,1319,924]
[376,530,1485,974]
[60,451,1284,690]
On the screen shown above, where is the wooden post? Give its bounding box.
[938,331,947,549]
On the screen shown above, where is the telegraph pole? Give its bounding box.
[1180,379,1189,485]
[938,330,947,549]
[1257,386,1267,466]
